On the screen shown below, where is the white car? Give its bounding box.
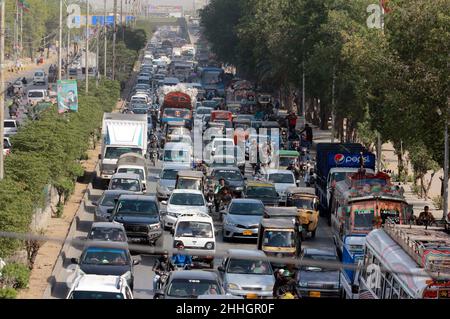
[66,274,133,299]
[4,120,18,137]
[205,137,235,160]
[130,94,150,105]
[27,89,49,105]
[265,169,299,203]
[173,212,215,268]
[33,69,46,85]
[162,189,211,230]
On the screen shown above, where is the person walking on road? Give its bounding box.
[299,124,313,149]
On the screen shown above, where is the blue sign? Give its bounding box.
[327,152,376,169]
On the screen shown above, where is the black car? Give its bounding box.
[154,270,225,299]
[71,242,139,290]
[109,194,163,245]
[210,167,245,197]
[296,248,341,298]
[243,181,279,206]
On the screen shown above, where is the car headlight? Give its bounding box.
[227,283,240,290]
[167,211,178,217]
[298,282,308,287]
[224,220,236,227]
[149,223,161,230]
[205,242,214,250]
[235,187,243,191]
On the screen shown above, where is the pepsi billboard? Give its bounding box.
[327,152,376,170]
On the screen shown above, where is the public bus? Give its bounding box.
[357,224,450,299]
[199,67,225,97]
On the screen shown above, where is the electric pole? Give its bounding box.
[58,0,62,80]
[331,66,336,143]
[85,0,89,93]
[121,0,124,41]
[0,0,5,180]
[20,7,23,58]
[96,24,99,87]
[444,97,450,222]
[112,0,117,81]
[104,0,107,78]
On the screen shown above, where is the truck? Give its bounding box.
[315,143,376,225]
[99,113,147,181]
[158,84,197,129]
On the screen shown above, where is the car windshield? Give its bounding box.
[214,170,242,181]
[202,71,221,85]
[229,202,264,216]
[110,178,141,192]
[161,169,178,180]
[167,279,220,297]
[132,108,148,114]
[269,173,295,184]
[353,206,375,230]
[81,248,129,265]
[35,72,44,77]
[88,228,127,242]
[117,168,144,180]
[175,221,213,238]
[28,91,44,98]
[116,199,158,216]
[197,108,212,115]
[246,186,278,198]
[279,156,296,167]
[164,149,189,162]
[104,147,142,160]
[227,259,272,275]
[292,198,314,210]
[301,253,337,271]
[100,193,119,206]
[70,291,124,299]
[177,178,201,190]
[4,121,16,128]
[170,193,204,206]
[263,231,295,248]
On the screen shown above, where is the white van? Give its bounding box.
[163,142,192,168]
[27,89,49,105]
[173,212,216,268]
[116,153,148,190]
[33,69,46,85]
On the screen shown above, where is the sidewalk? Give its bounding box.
[307,123,442,220]
[3,53,58,83]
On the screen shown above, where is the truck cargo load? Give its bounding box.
[100,113,148,180]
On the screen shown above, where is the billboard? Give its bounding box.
[57,80,79,114]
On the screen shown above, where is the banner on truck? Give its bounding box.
[57,80,79,113]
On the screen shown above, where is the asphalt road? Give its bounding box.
[46,123,334,299]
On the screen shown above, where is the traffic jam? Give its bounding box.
[65,24,450,300]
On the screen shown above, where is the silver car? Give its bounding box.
[222,199,265,241]
[156,165,185,201]
[218,249,275,298]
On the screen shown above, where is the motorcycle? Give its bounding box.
[150,150,158,166]
[155,271,169,290]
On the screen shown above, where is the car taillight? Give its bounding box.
[423,289,438,299]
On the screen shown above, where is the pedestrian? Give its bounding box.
[416,206,435,226]
[299,123,313,149]
[287,111,298,134]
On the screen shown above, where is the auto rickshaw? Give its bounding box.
[175,171,206,195]
[258,207,302,265]
[277,150,300,170]
[286,187,319,239]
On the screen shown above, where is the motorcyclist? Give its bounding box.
[21,77,28,85]
[152,251,175,290]
[273,268,300,299]
[215,178,231,212]
[172,243,193,269]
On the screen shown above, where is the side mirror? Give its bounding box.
[217,266,225,272]
[71,258,79,264]
[161,201,167,206]
[92,201,98,206]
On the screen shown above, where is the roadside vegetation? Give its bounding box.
[200,0,449,197]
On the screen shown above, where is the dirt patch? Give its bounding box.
[17,146,100,299]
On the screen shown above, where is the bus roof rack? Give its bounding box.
[383,223,450,278]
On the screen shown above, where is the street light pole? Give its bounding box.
[0,0,5,180]
[85,0,89,93]
[112,0,117,81]
[58,0,62,80]
[444,97,450,222]
[104,0,107,78]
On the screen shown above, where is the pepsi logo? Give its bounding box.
[334,154,345,164]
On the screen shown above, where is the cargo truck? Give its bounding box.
[99,113,147,181]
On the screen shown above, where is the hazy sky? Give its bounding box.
[91,0,208,11]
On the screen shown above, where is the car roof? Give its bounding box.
[101,190,136,196]
[111,173,141,179]
[226,249,267,258]
[246,180,275,187]
[83,241,130,250]
[212,166,240,172]
[170,270,219,280]
[162,164,191,171]
[171,189,203,195]
[303,248,337,257]
[91,222,125,230]
[72,275,123,292]
[266,169,294,175]
[117,194,157,201]
[230,198,263,205]
[164,142,191,149]
[177,213,212,222]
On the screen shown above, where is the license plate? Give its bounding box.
[309,291,321,298]
[243,230,252,236]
